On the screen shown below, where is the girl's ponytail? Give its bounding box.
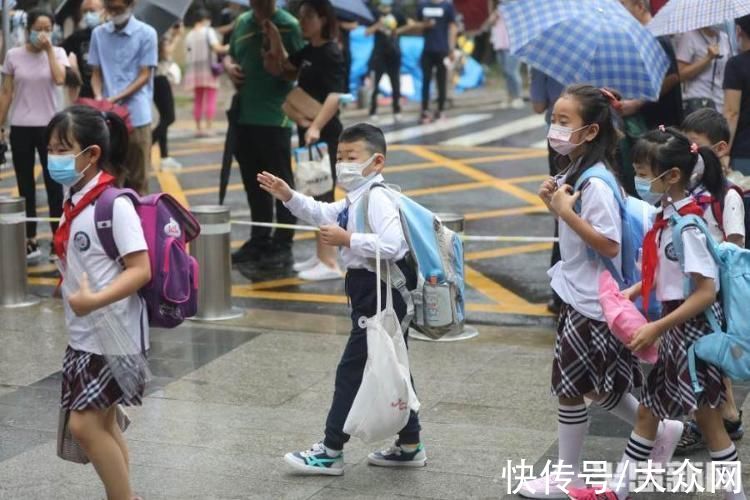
[696,145,726,203]
[103,111,129,179]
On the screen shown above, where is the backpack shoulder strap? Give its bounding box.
[94,187,140,261]
[573,164,625,204]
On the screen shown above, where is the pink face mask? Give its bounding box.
[547,124,590,156]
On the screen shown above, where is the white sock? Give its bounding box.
[323,444,341,457]
[710,444,745,500]
[558,403,588,476]
[612,432,654,499]
[598,392,639,426]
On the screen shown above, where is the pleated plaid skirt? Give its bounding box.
[61,346,146,410]
[551,304,644,398]
[641,302,726,419]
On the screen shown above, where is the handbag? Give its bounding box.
[343,244,420,443]
[683,97,717,116]
[282,87,322,126]
[75,97,134,134]
[57,405,131,464]
[205,29,223,77]
[294,143,333,197]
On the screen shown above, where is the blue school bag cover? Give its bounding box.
[573,164,659,317]
[357,184,465,339]
[670,214,750,392]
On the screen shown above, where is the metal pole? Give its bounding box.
[410,213,479,342]
[188,205,243,321]
[0,197,39,307]
[1,0,9,63]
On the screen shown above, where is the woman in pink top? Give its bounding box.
[184,9,228,137]
[488,0,523,109]
[0,8,68,260]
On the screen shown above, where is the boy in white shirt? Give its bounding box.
[258,123,425,476]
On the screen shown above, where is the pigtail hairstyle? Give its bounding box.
[45,105,130,185]
[562,84,624,187]
[652,127,726,203]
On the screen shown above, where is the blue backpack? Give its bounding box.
[670,214,750,393]
[573,164,659,318]
[358,184,466,339]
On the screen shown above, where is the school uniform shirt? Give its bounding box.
[62,172,149,355]
[548,177,623,321]
[655,197,720,302]
[692,184,745,242]
[284,174,409,271]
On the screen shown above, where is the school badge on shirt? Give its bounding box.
[74,231,91,252]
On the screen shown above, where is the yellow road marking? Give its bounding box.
[153,155,189,208]
[464,264,529,307]
[241,277,307,290]
[465,242,552,261]
[464,205,548,221]
[9,165,42,197]
[170,144,224,157]
[504,174,549,184]
[28,277,59,286]
[231,286,348,304]
[467,151,549,165]
[406,146,543,207]
[391,144,537,154]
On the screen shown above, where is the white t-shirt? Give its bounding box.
[655,198,720,302]
[62,174,149,355]
[549,176,623,321]
[675,29,731,110]
[692,185,746,242]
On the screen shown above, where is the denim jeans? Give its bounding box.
[496,49,522,99]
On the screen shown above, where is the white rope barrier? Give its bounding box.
[0,215,560,244]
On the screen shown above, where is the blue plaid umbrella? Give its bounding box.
[648,0,750,36]
[501,0,669,101]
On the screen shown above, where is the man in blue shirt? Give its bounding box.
[89,0,157,194]
[415,0,456,123]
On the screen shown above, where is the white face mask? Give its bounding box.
[111,9,131,26]
[547,124,590,156]
[335,154,377,191]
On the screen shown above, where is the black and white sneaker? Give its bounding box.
[284,442,344,476]
[26,240,41,262]
[367,441,426,468]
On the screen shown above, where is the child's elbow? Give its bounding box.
[602,241,619,260]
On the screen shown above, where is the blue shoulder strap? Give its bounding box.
[573,164,627,286]
[670,213,723,394]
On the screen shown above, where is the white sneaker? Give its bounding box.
[160,157,183,170]
[293,254,319,273]
[298,261,343,281]
[368,114,379,123]
[393,113,403,123]
[518,475,584,499]
[511,97,525,109]
[651,419,684,466]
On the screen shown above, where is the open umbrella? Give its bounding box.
[134,0,191,36]
[501,0,669,101]
[331,0,373,24]
[648,0,750,36]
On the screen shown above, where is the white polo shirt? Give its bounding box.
[655,198,720,302]
[61,173,149,355]
[549,176,623,321]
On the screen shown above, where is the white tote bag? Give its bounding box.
[293,143,333,197]
[343,244,420,443]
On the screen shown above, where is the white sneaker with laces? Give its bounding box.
[293,254,319,273]
[511,97,525,109]
[160,157,183,170]
[651,419,684,466]
[298,261,343,281]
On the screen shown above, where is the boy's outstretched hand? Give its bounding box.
[258,171,293,202]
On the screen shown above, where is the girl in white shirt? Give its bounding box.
[48,105,150,500]
[524,85,650,498]
[573,129,744,500]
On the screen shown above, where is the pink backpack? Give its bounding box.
[598,270,658,364]
[94,188,201,328]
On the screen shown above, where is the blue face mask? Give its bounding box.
[83,11,101,29]
[28,30,41,46]
[49,147,93,188]
[634,172,668,205]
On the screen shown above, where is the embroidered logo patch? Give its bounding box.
[73,231,90,252]
[665,242,678,262]
[163,217,182,238]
